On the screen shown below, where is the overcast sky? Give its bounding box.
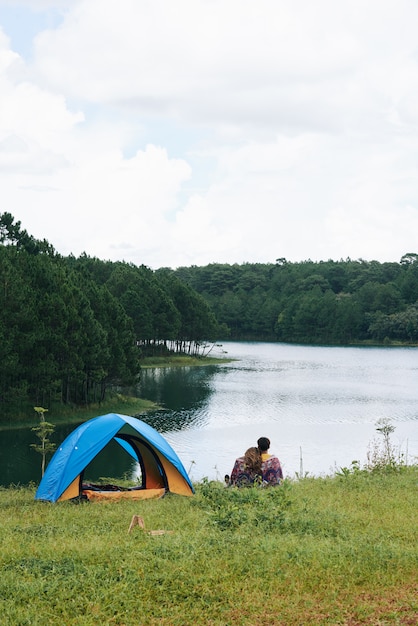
[1,0,418,269]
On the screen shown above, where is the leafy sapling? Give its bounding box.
[30,406,56,477]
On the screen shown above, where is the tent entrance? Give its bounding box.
[82,438,136,484]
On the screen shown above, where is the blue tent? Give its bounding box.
[35,413,194,502]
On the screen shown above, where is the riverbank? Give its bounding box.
[0,354,232,430]
[1,466,417,625]
[139,353,234,367]
[0,395,159,431]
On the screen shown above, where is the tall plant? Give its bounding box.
[30,407,56,477]
[366,418,399,471]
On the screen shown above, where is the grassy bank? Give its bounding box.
[1,467,417,625]
[139,354,233,368]
[1,354,231,430]
[0,394,159,431]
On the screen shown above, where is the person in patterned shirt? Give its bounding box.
[228,439,283,487]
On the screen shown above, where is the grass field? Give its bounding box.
[1,465,417,625]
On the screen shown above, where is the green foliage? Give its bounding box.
[0,215,223,422]
[365,417,407,472]
[336,419,411,480]
[155,268,220,352]
[175,257,418,344]
[30,407,56,477]
[194,478,292,530]
[0,212,55,255]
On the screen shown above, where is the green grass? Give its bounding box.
[0,394,159,431]
[1,355,230,429]
[1,467,417,625]
[139,354,233,368]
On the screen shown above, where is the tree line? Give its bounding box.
[2,211,418,419]
[173,255,418,344]
[0,213,219,418]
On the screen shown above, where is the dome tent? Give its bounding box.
[35,413,194,502]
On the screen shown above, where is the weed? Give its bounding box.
[194,478,292,530]
[337,418,413,478]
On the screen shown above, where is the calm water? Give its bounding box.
[150,342,418,481]
[2,342,418,486]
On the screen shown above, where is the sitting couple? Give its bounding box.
[227,437,283,487]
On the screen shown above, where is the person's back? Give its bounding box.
[229,446,263,487]
[257,437,283,485]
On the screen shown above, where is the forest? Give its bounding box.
[174,254,418,344]
[2,211,418,418]
[0,213,219,418]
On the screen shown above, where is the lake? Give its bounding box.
[2,342,418,486]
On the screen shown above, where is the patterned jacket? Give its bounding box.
[229,454,283,487]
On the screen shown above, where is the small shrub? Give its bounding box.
[194,478,292,531]
[337,419,410,477]
[30,407,56,477]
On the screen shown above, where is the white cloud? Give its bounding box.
[1,0,418,268]
[30,0,418,135]
[0,0,71,9]
[3,142,191,262]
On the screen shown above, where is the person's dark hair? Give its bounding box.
[257,437,270,452]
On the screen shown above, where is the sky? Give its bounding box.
[1,0,418,269]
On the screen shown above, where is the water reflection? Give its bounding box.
[2,428,42,486]
[2,422,79,487]
[136,365,218,432]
